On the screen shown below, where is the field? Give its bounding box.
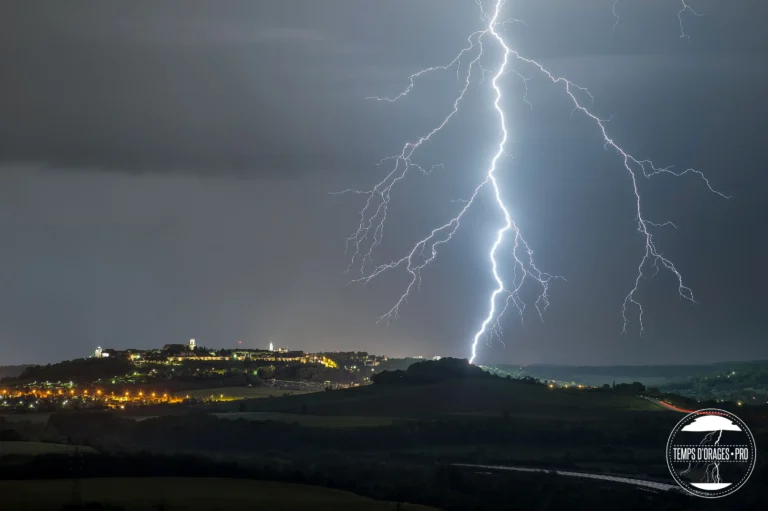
[128,412,397,427]
[174,386,315,400]
[0,441,96,456]
[213,411,399,427]
[0,412,50,424]
[234,378,662,419]
[0,477,438,510]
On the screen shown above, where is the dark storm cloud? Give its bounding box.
[0,1,766,365]
[1,0,764,178]
[0,0,376,177]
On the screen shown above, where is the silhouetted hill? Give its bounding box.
[4,358,132,383]
[0,365,31,380]
[228,375,660,419]
[372,357,490,384]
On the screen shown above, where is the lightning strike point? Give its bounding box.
[337,0,725,366]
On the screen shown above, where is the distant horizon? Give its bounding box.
[3,350,766,369]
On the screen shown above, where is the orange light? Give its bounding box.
[163,393,167,398]
[97,390,102,395]
[139,392,143,397]
[151,392,156,398]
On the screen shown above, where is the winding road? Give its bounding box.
[452,463,682,493]
[642,396,695,414]
[451,397,695,493]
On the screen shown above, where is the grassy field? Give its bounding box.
[0,477,438,510]
[212,411,399,427]
[132,412,400,428]
[0,412,51,424]
[0,441,96,456]
[174,387,315,400]
[235,378,662,419]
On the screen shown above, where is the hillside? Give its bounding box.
[0,477,437,511]
[487,360,768,387]
[0,364,31,380]
[228,377,660,419]
[0,441,97,456]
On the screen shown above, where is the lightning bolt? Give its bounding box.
[614,1,706,39]
[678,0,706,39]
[337,0,726,364]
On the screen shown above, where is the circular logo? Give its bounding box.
[666,408,756,498]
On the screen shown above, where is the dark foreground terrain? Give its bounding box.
[1,359,766,510]
[0,477,437,511]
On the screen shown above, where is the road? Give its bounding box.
[452,463,682,493]
[642,396,695,414]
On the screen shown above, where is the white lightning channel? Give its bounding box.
[614,1,705,39]
[469,0,529,365]
[336,0,726,365]
[678,0,705,39]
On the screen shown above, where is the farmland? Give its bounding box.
[174,386,315,401]
[0,477,437,510]
[233,377,661,419]
[212,411,398,427]
[0,441,96,456]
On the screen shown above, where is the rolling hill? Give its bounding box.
[0,477,437,511]
[226,377,660,419]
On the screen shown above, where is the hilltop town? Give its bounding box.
[0,339,399,413]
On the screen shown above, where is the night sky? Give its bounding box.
[1,0,766,366]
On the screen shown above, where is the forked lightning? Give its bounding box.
[337,0,726,364]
